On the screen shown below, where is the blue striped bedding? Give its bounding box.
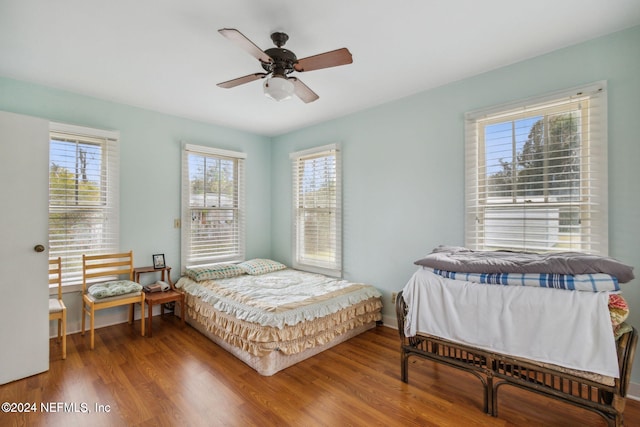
[427,268,619,292]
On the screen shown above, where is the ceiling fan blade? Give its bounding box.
[290,77,319,103]
[293,48,353,72]
[218,28,272,64]
[217,73,268,89]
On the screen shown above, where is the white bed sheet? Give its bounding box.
[402,268,619,378]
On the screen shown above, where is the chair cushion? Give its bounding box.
[87,280,143,299]
[49,298,65,313]
[84,291,142,304]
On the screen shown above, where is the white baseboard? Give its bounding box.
[381,314,398,329]
[49,303,148,338]
[628,382,640,401]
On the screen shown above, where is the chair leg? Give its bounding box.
[140,297,145,337]
[90,307,95,350]
[61,309,67,360]
[81,302,86,336]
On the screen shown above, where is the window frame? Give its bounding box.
[464,82,608,255]
[181,143,246,270]
[48,122,120,288]
[290,143,342,277]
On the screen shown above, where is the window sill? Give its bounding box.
[49,283,83,296]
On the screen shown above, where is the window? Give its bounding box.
[181,144,246,269]
[49,123,120,285]
[465,82,608,254]
[291,144,342,276]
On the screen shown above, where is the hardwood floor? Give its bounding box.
[1,316,639,426]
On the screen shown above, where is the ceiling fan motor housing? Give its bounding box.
[260,32,295,77]
[262,47,297,77]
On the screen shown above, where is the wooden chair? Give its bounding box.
[49,257,66,359]
[81,251,145,349]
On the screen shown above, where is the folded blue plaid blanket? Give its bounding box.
[428,268,619,292]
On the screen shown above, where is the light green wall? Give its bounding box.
[271,25,640,379]
[0,78,273,277]
[1,25,639,381]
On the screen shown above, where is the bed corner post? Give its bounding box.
[395,291,406,341]
[396,291,410,383]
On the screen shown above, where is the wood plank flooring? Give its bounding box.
[1,315,639,426]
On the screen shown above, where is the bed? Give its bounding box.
[175,259,383,376]
[396,246,637,426]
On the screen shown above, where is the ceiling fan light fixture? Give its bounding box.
[263,76,294,101]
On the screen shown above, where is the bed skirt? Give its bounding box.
[182,293,382,375]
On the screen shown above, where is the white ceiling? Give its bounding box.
[2,1,640,137]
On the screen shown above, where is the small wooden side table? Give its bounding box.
[142,289,185,337]
[133,266,185,337]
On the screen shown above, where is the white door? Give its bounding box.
[0,111,50,384]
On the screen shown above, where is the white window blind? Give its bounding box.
[465,82,608,254]
[291,144,342,276]
[49,122,120,285]
[181,144,246,269]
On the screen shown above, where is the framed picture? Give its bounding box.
[153,254,166,269]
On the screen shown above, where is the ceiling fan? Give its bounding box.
[217,28,353,103]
